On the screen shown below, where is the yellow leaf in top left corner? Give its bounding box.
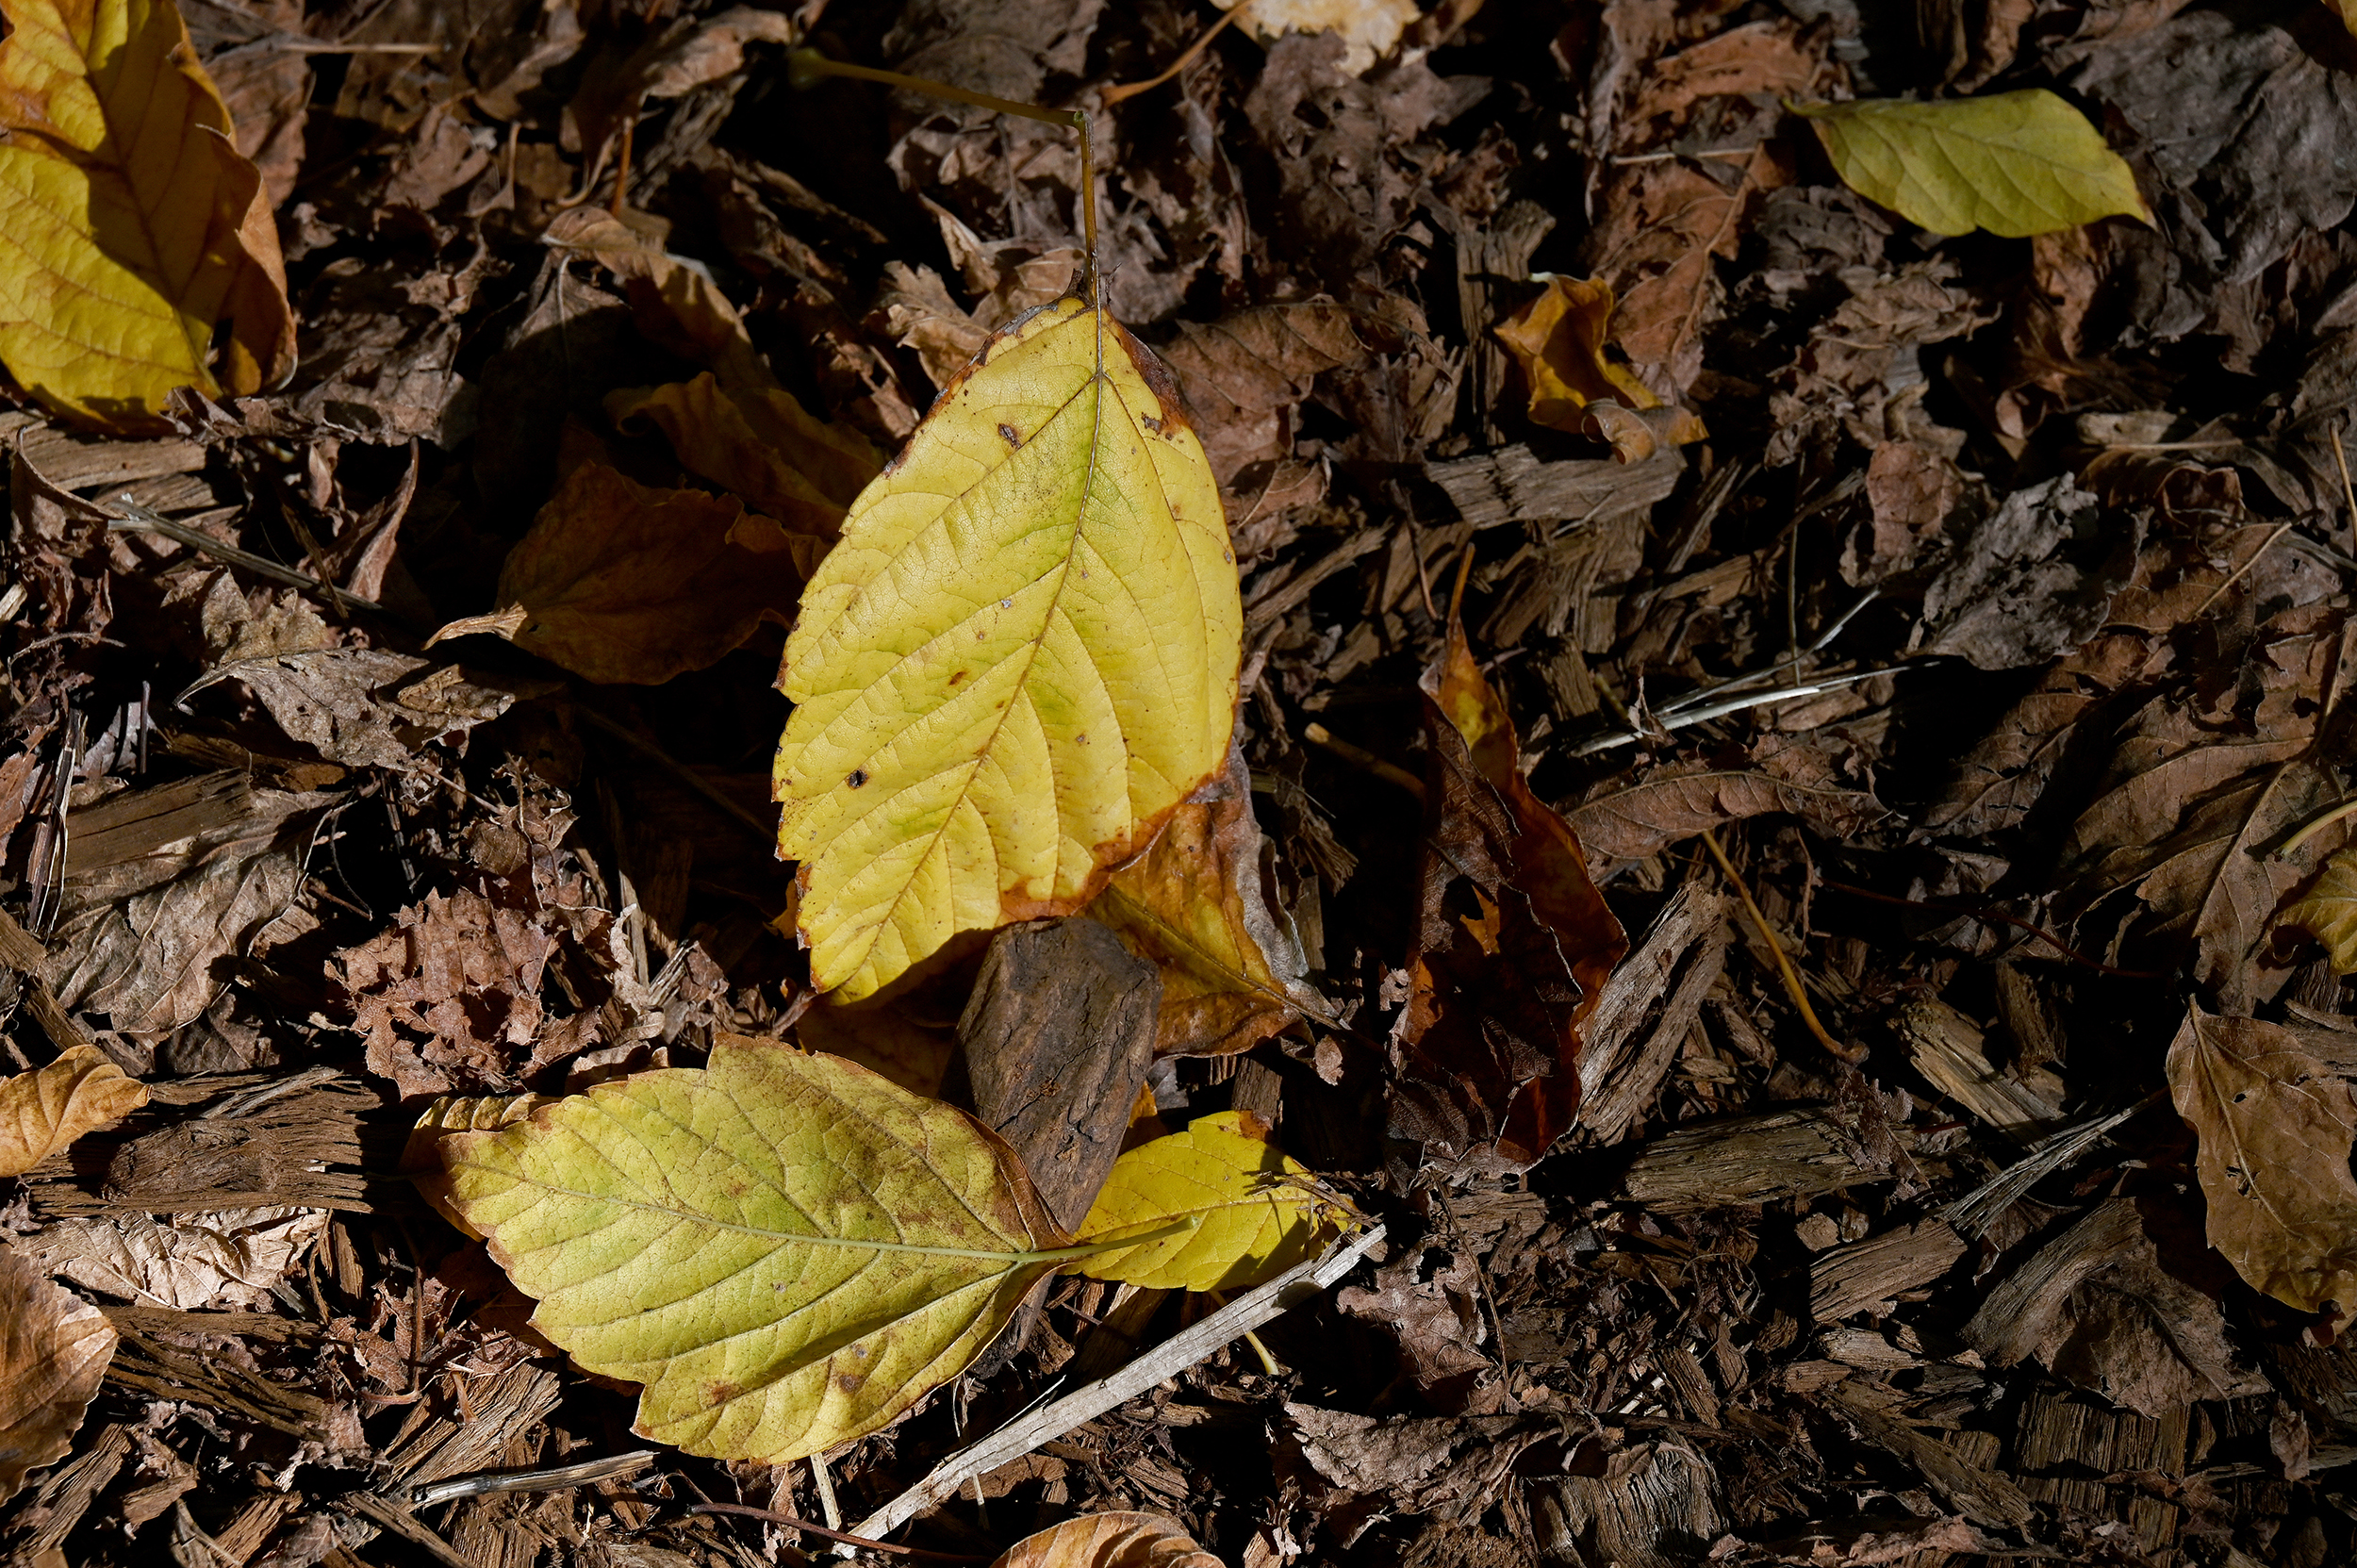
[0,0,296,431]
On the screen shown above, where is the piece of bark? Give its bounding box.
[960,916,1162,1233]
[1896,998,2063,1147]
[1623,1107,1898,1210]
[1529,1440,1726,1568]
[1820,1378,2037,1530]
[1811,1220,1970,1322]
[1426,442,1683,530]
[1578,882,1729,1144]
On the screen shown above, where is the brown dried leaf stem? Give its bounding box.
[1102,6,1244,106]
[1699,828,1858,1063]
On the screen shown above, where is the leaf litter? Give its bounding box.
[4,1,2357,1565]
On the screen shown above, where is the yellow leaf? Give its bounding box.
[2283,850,2357,971]
[0,1045,148,1178]
[431,460,827,685]
[2332,0,2357,41]
[2167,1008,2357,1318]
[988,1511,1220,1568]
[1492,276,1659,424]
[1073,1110,1337,1292]
[774,294,1244,1001]
[0,0,294,430]
[1795,91,2149,239]
[608,371,882,536]
[0,1242,116,1504]
[441,1034,1077,1463]
[402,1093,552,1239]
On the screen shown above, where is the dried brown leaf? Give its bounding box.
[434,460,824,686]
[1565,767,1886,867]
[987,1510,1220,1568]
[2167,1008,2357,1320]
[608,371,881,533]
[0,1045,147,1177]
[0,1242,116,1504]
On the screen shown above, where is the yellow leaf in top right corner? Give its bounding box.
[1795,90,2150,239]
[0,0,295,431]
[1072,1110,1340,1292]
[2283,847,2357,971]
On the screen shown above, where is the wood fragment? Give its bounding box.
[1426,442,1684,530]
[1810,1221,1969,1322]
[844,1224,1387,1549]
[1623,1107,1897,1209]
[1821,1378,2037,1530]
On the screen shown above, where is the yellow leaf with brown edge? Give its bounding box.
[2167,1007,2357,1319]
[1071,1110,1341,1293]
[608,371,882,536]
[2283,849,2357,971]
[775,293,1244,1001]
[0,0,294,431]
[1091,752,1322,1058]
[0,1242,116,1504]
[440,1035,1087,1464]
[430,459,825,685]
[0,1044,148,1177]
[988,1511,1220,1568]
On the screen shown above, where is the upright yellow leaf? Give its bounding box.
[775,294,1244,1000]
[0,1045,147,1177]
[441,1035,1075,1463]
[2283,848,2357,971]
[0,0,294,430]
[1795,91,2149,239]
[1073,1111,1338,1293]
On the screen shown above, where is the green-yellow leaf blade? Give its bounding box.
[1795,90,2149,239]
[0,0,294,431]
[441,1036,1070,1463]
[774,295,1244,1001]
[1073,1111,1338,1292]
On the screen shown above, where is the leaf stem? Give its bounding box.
[786,49,1097,291]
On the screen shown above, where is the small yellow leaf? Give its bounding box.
[442,1035,1072,1463]
[0,1242,116,1504]
[989,1511,1220,1568]
[775,294,1244,1001]
[1795,91,2149,238]
[403,1093,552,1238]
[2283,850,2357,971]
[1492,276,1659,425]
[2332,0,2357,41]
[0,0,294,430]
[1073,1110,1337,1292]
[0,1045,148,1178]
[434,459,826,685]
[608,371,882,536]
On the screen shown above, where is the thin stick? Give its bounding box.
[2193,520,2293,618]
[844,1226,1387,1551]
[689,1503,980,1561]
[809,1454,842,1531]
[1566,666,1904,757]
[1699,829,1858,1063]
[1817,878,2165,980]
[790,50,1096,280]
[2335,421,2357,555]
[575,708,775,843]
[104,497,398,623]
[409,1450,658,1509]
[2280,795,2357,861]
[1303,722,1426,802]
[1102,6,1243,106]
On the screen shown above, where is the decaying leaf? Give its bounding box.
[20,1206,328,1311]
[1091,753,1321,1058]
[0,1242,116,1505]
[1391,611,1627,1169]
[2167,1007,2357,1321]
[0,0,294,430]
[2282,846,2357,971]
[1795,91,2149,239]
[1492,276,1705,456]
[0,1045,147,1178]
[1073,1111,1338,1292]
[183,649,534,771]
[1566,767,1887,868]
[432,461,825,686]
[1221,0,1422,76]
[775,294,1244,1001]
[608,371,882,537]
[336,888,567,1101]
[543,206,767,389]
[987,1511,1220,1568]
[440,1035,1074,1462]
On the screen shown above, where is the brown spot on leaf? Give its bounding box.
[847,769,868,789]
[998,422,1021,447]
